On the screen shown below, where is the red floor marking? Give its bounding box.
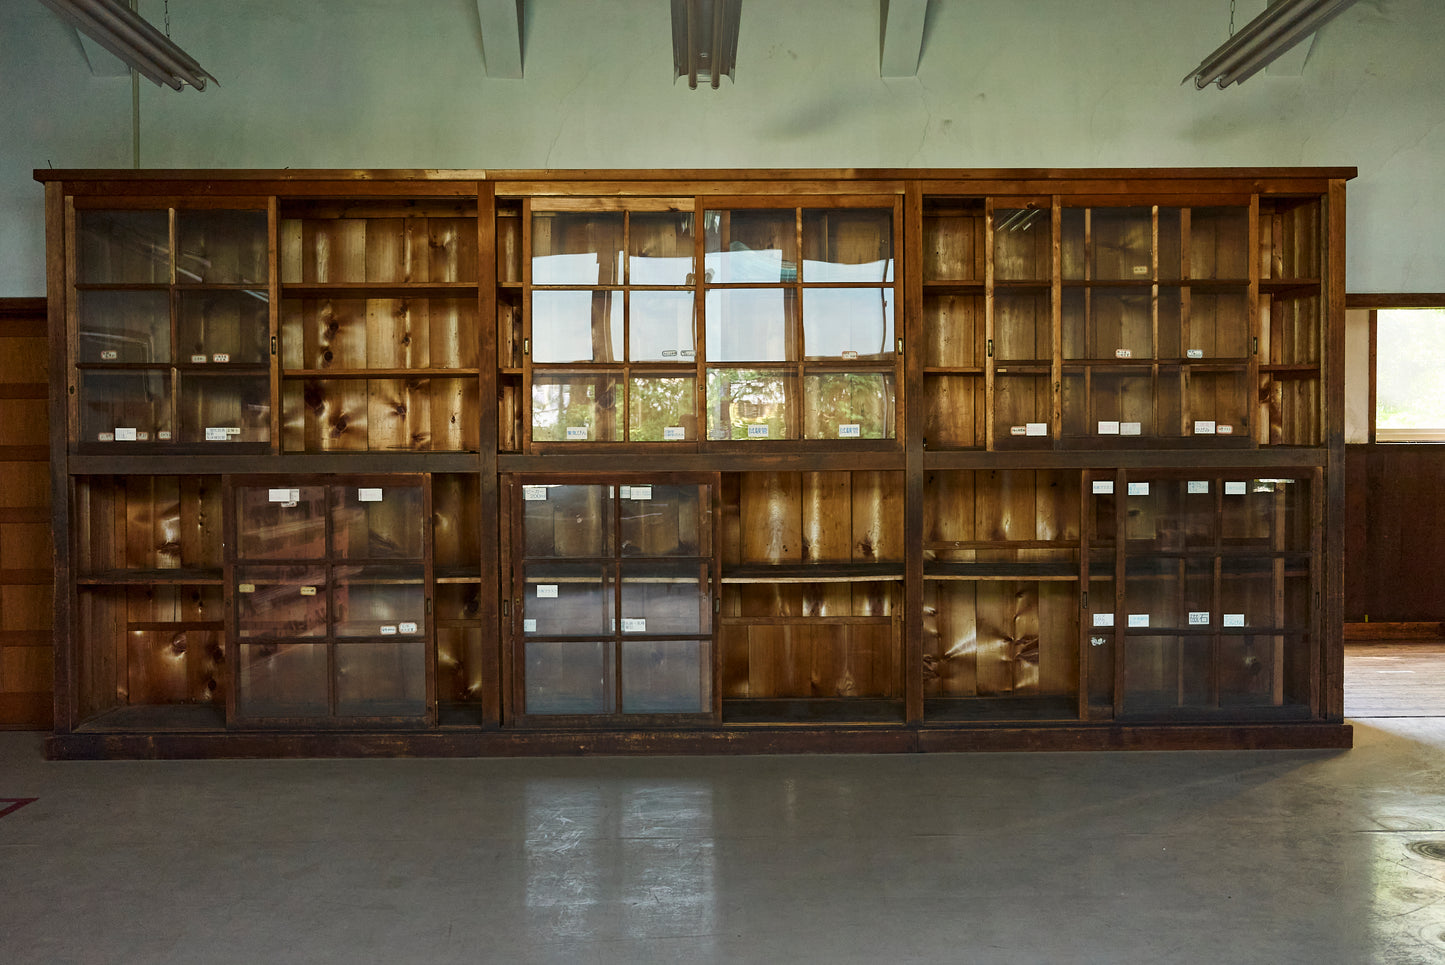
[0,798,37,818]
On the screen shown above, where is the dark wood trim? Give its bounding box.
[1367,309,1377,444]
[1346,293,1445,309]
[1323,179,1348,720]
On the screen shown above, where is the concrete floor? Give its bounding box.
[3,719,1445,965]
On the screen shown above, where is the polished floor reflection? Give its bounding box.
[3,717,1445,964]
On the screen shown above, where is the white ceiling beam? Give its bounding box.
[476,0,523,79]
[880,0,928,77]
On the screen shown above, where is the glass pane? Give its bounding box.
[704,288,795,361]
[1220,477,1309,547]
[620,484,706,557]
[178,374,270,444]
[802,288,894,359]
[1220,635,1305,709]
[531,290,622,363]
[802,209,893,282]
[1375,308,1445,439]
[1189,207,1249,280]
[531,211,622,285]
[79,371,172,443]
[629,211,695,285]
[525,640,615,714]
[621,562,709,635]
[704,209,796,283]
[706,368,793,440]
[1089,208,1153,281]
[333,570,425,638]
[176,290,270,364]
[993,207,1050,281]
[628,376,695,442]
[238,643,328,718]
[235,565,328,638]
[629,290,695,361]
[803,371,894,440]
[176,209,268,284]
[622,639,710,713]
[335,640,427,717]
[235,486,327,560]
[1123,477,1216,551]
[522,485,614,559]
[994,290,1051,361]
[331,485,425,560]
[78,210,170,284]
[78,290,170,363]
[531,374,622,442]
[1086,563,1116,715]
[1123,557,1212,628]
[523,563,613,636]
[1123,635,1212,714]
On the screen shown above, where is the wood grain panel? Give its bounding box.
[1346,445,1445,622]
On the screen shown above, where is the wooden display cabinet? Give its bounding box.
[38,167,1352,758]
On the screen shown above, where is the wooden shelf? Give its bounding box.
[722,562,905,583]
[78,568,224,586]
[280,282,478,297]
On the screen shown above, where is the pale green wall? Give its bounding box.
[3,0,1442,296]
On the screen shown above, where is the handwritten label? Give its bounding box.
[299,586,317,597]
[97,432,114,442]
[1194,420,1217,435]
[1115,348,1133,359]
[1187,348,1204,359]
[1132,265,1149,276]
[839,423,861,438]
[1225,481,1247,496]
[747,424,769,438]
[1128,613,1151,628]
[380,625,397,635]
[661,349,677,357]
[268,488,300,503]
[357,488,383,502]
[536,585,558,599]
[523,618,537,632]
[212,353,230,363]
[1217,424,1234,435]
[621,618,647,632]
[1092,480,1114,494]
[565,426,588,441]
[1092,613,1115,628]
[1120,422,1142,435]
[114,427,137,441]
[205,427,230,441]
[1223,613,1246,627]
[629,485,652,501]
[136,431,150,441]
[100,350,118,360]
[1128,482,1150,496]
[157,431,172,440]
[841,350,858,360]
[1098,421,1120,435]
[398,622,418,634]
[1026,423,1048,437]
[238,583,256,594]
[1188,480,1210,494]
[1010,425,1028,436]
[190,354,207,364]
[663,426,686,441]
[1189,611,1211,626]
[522,485,548,501]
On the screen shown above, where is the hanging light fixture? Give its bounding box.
[1184,0,1360,90]
[40,0,216,91]
[671,0,740,90]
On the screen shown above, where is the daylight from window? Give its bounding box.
[1376,308,1445,441]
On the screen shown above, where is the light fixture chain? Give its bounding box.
[164,0,171,38]
[1229,0,1236,37]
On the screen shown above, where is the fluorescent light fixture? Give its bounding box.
[40,0,215,90]
[1184,0,1360,89]
[671,0,740,90]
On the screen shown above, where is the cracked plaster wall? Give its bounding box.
[1,0,1441,295]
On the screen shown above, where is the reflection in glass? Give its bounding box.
[621,562,709,635]
[802,288,894,359]
[523,563,614,636]
[335,640,426,717]
[629,376,694,441]
[803,372,894,439]
[531,212,623,285]
[620,485,705,557]
[523,485,614,559]
[526,640,614,714]
[176,209,268,284]
[628,211,695,285]
[704,209,796,283]
[238,643,328,718]
[236,487,327,560]
[177,290,269,364]
[531,374,622,442]
[706,368,792,440]
[330,485,425,559]
[704,288,793,361]
[78,290,171,363]
[622,640,710,713]
[78,210,170,284]
[235,565,329,638]
[802,208,893,282]
[531,291,623,363]
[79,371,173,442]
[630,290,695,361]
[333,575,425,637]
[178,374,271,444]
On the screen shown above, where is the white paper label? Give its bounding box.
[1217,424,1234,435]
[841,350,858,360]
[212,353,230,363]
[630,485,652,501]
[398,622,418,634]
[1098,421,1120,435]
[1026,422,1048,437]
[536,585,558,598]
[114,427,137,441]
[268,488,301,503]
[357,488,383,502]
[839,423,862,438]
[299,586,317,597]
[97,432,114,442]
[1010,425,1028,436]
[1132,265,1149,276]
[565,426,588,441]
[663,426,686,441]
[1187,348,1204,359]
[226,427,241,436]
[621,618,647,633]
[1120,422,1142,436]
[1225,481,1247,496]
[1223,613,1246,628]
[190,354,207,364]
[100,350,118,360]
[747,424,769,438]
[136,431,150,441]
[1189,611,1211,626]
[523,618,537,632]
[522,485,548,501]
[1115,348,1132,359]
[1188,480,1210,494]
[1093,613,1115,627]
[1128,482,1150,496]
[661,349,677,357]
[205,427,230,441]
[380,625,397,635]
[1092,480,1115,494]
[1194,420,1217,435]
[238,583,256,594]
[157,431,172,440]
[1128,613,1151,628]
